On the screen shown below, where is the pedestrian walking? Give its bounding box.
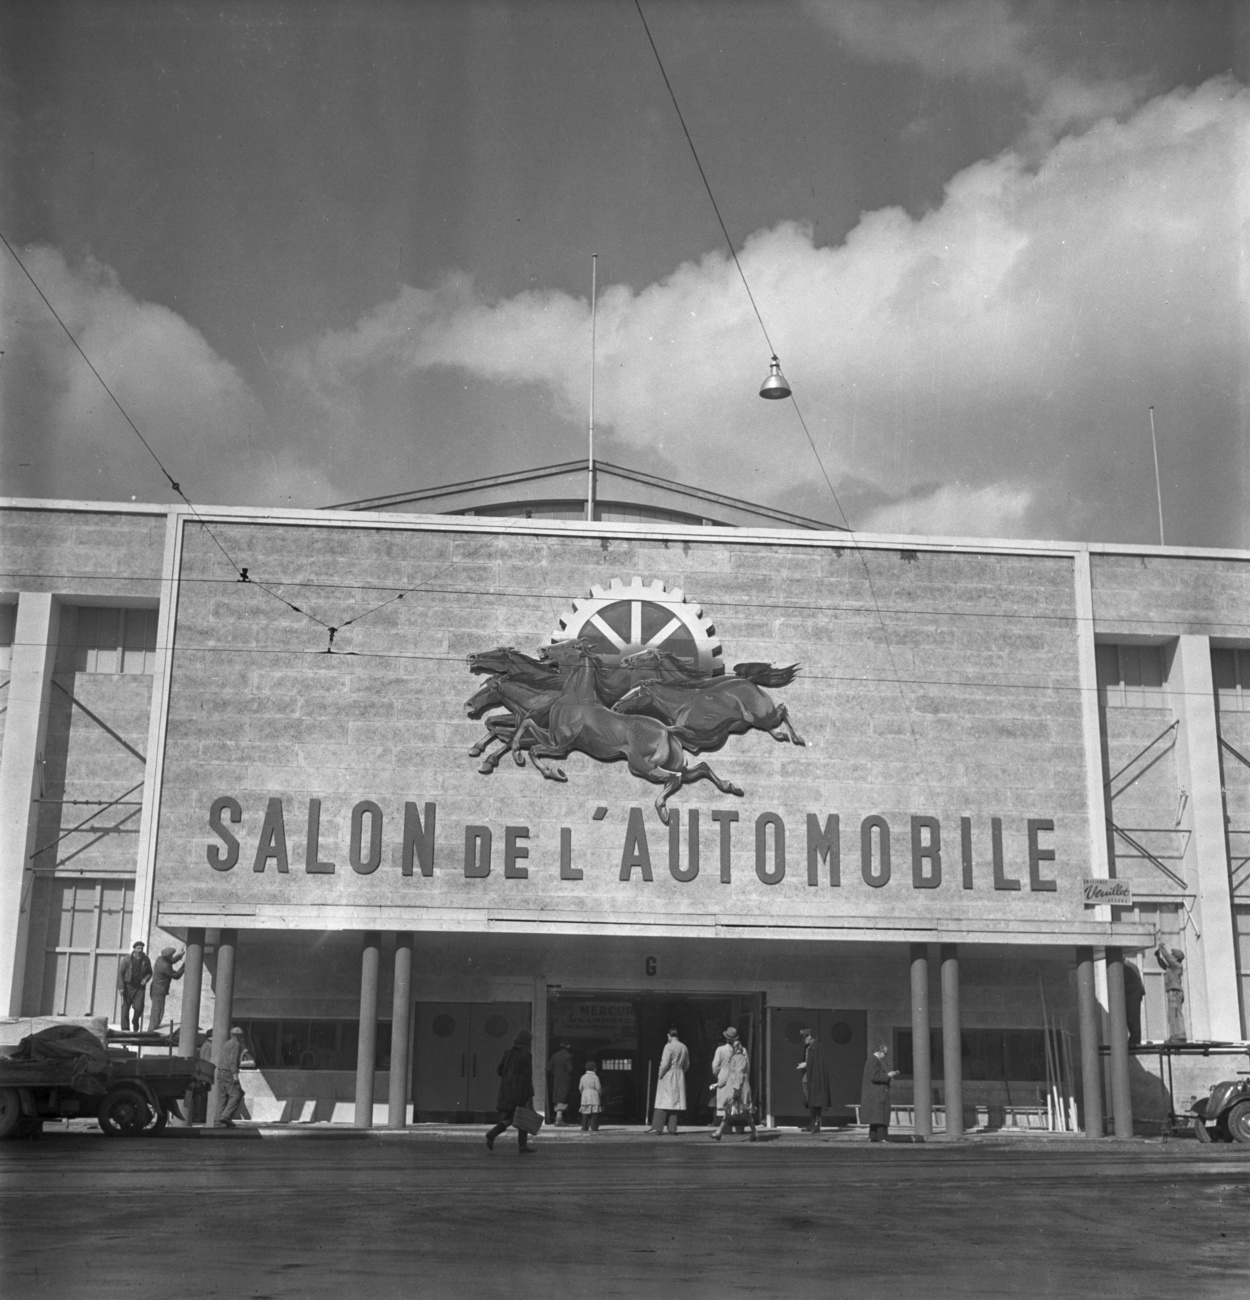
[649,1027,689,1134]
[796,1026,833,1132]
[709,1026,756,1141]
[548,1040,574,1125]
[147,946,184,1032]
[116,941,152,1032]
[211,1026,248,1128]
[860,1042,898,1143]
[578,1060,603,1132]
[485,1028,537,1154]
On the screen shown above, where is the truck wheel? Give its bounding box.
[98,1087,151,1137]
[0,1088,22,1139]
[1193,1114,1214,1143]
[1227,1101,1250,1145]
[146,1101,169,1135]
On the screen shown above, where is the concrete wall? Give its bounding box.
[155,520,1102,940]
[0,505,165,1016]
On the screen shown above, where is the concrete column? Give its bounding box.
[177,929,205,1127]
[1105,947,1134,1137]
[909,943,932,1139]
[355,931,381,1128]
[387,933,413,1129]
[940,944,964,1138]
[0,594,59,1015]
[1171,635,1241,1040]
[207,928,238,1126]
[1075,947,1104,1138]
[532,978,548,1118]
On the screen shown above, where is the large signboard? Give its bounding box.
[154,517,1092,932]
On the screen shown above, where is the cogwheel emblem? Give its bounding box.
[547,576,723,675]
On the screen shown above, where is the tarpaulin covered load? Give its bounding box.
[4,1025,112,1095]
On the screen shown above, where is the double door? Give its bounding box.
[413,1002,530,1117]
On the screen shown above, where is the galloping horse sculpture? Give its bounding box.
[612,662,806,752]
[507,641,744,824]
[464,673,564,774]
[464,635,804,819]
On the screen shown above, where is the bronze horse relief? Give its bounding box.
[506,641,745,824]
[463,621,805,821]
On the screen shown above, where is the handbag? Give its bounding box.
[512,1104,544,1135]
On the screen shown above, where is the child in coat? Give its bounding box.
[578,1060,603,1132]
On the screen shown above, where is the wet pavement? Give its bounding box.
[2,1125,1249,1299]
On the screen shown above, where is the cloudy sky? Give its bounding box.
[2,0,1246,546]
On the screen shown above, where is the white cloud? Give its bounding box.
[286,78,1248,545]
[1,247,330,506]
[803,0,1147,145]
[859,482,1035,538]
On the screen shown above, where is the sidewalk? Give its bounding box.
[43,1116,1175,1144]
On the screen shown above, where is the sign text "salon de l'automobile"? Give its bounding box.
[204,796,1062,894]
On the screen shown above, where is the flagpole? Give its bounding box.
[1149,406,1165,546]
[587,254,598,523]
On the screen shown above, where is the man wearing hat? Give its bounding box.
[211,1027,248,1128]
[116,941,152,1032]
[709,1026,757,1141]
[147,946,185,1032]
[1155,938,1187,1042]
[796,1027,833,1133]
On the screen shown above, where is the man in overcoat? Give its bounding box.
[547,1040,574,1125]
[796,1027,833,1132]
[486,1029,536,1154]
[860,1042,898,1142]
[650,1027,690,1134]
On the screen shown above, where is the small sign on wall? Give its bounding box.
[1082,878,1133,906]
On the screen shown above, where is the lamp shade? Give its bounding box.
[759,355,791,400]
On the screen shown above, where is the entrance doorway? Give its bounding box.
[547,991,764,1125]
[769,1007,867,1125]
[412,1001,530,1120]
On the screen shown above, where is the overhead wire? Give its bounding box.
[631,2,933,789]
[5,566,1250,632]
[0,230,336,633]
[0,229,546,647]
[9,632,1222,700]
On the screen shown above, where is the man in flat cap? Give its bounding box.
[116,941,152,1032]
[211,1027,248,1128]
[147,946,184,1033]
[1155,938,1187,1042]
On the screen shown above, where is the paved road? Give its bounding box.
[3,1130,1249,1299]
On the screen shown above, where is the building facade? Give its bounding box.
[2,495,1247,1133]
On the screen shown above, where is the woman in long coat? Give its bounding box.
[486,1028,536,1154]
[860,1042,898,1143]
[650,1028,690,1134]
[709,1027,757,1141]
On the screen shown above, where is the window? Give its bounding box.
[1212,648,1250,713]
[893,1028,1049,1081]
[236,1019,393,1071]
[1096,643,1166,707]
[0,602,15,672]
[39,879,135,1018]
[67,606,157,674]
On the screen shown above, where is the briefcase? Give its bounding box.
[513,1104,544,1135]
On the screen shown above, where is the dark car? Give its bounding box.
[1192,1076,1250,1144]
